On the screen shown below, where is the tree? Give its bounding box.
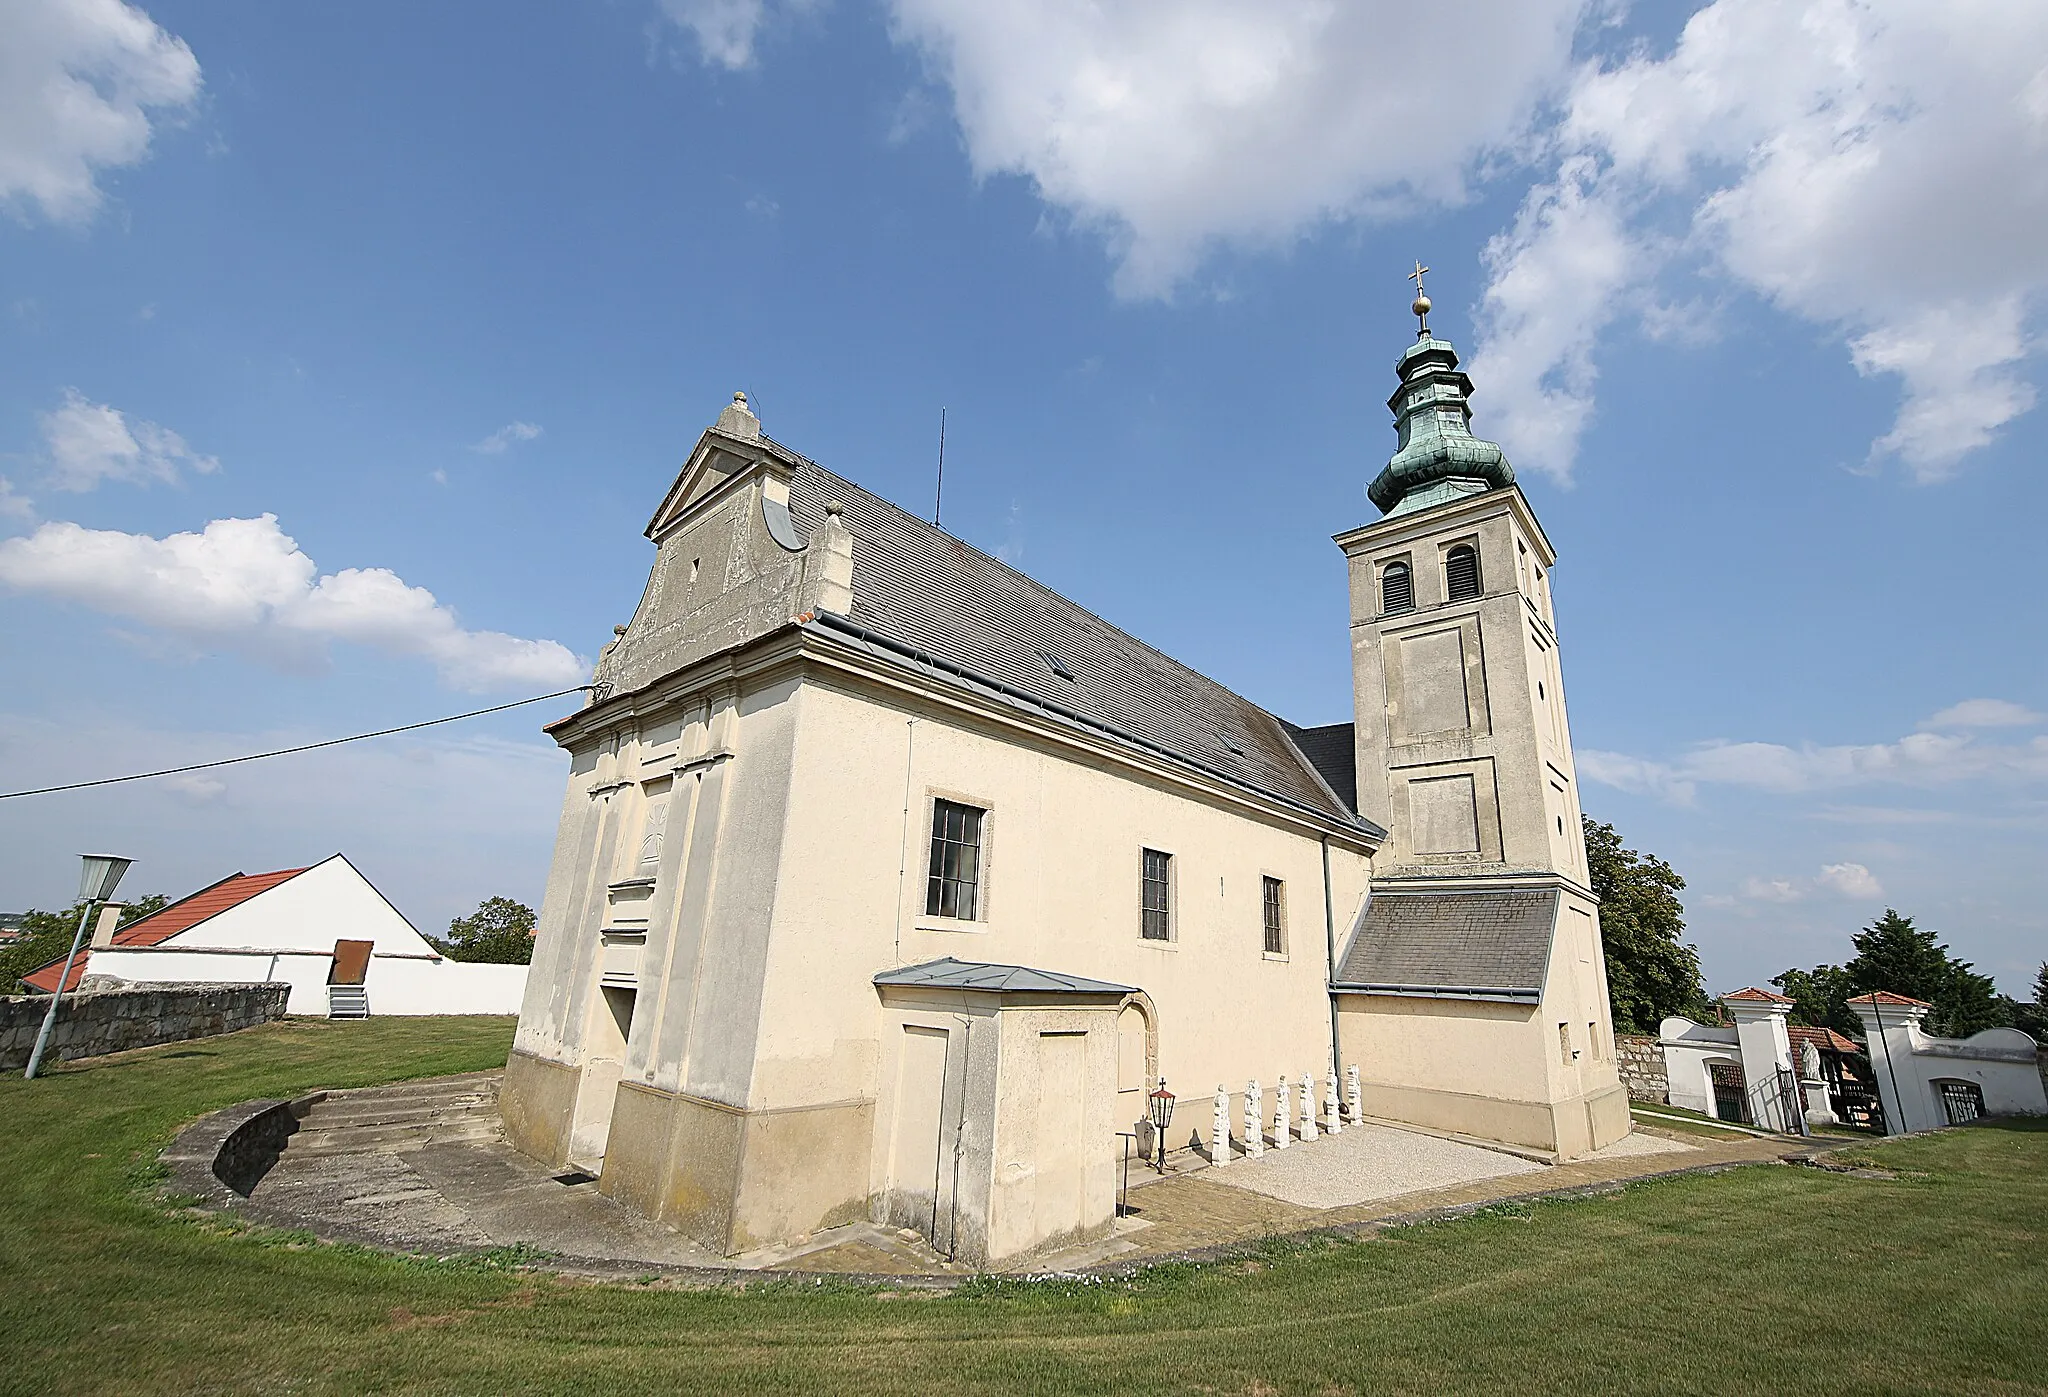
[1583,815,1709,1033]
[436,897,536,964]
[2010,963,2048,1043]
[1777,909,2012,1041]
[0,894,169,993]
[1844,908,2005,1037]
[1772,962,1857,1036]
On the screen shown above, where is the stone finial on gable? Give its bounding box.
[716,390,760,441]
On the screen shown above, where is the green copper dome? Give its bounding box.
[1366,333,1514,517]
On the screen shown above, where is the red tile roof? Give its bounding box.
[19,868,309,994]
[1721,986,1793,1003]
[1788,1023,1861,1056]
[1847,990,1932,1008]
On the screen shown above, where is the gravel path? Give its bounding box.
[1206,1125,1697,1211]
[1207,1123,1544,1210]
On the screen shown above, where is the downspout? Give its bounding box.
[1321,836,1341,1079]
[893,718,920,966]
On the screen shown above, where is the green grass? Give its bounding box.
[2,1019,2044,1395]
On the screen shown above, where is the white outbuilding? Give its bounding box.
[24,853,526,1017]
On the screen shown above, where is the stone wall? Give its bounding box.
[1615,1034,1669,1104]
[0,982,289,1072]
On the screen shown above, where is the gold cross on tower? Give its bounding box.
[1407,261,1432,334]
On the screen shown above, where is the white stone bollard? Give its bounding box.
[1275,1074,1291,1149]
[1325,1067,1342,1135]
[1346,1064,1362,1125]
[1212,1084,1231,1167]
[1299,1071,1318,1141]
[1245,1079,1265,1158]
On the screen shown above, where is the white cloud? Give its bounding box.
[885,0,1588,298]
[1923,698,2043,730]
[657,0,816,71]
[1476,0,2048,481]
[0,0,203,223]
[1583,710,2048,803]
[1740,876,1804,904]
[470,420,543,455]
[1816,861,1882,898]
[0,514,586,690]
[0,477,32,522]
[42,388,218,490]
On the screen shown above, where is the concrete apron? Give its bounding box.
[164,1071,1840,1285]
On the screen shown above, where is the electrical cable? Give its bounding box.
[0,685,592,801]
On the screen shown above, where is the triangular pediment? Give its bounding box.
[644,427,785,540]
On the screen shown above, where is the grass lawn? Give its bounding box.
[2,1019,2043,1396]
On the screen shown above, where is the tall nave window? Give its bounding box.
[926,799,985,920]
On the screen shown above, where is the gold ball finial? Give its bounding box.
[1411,293,1431,320]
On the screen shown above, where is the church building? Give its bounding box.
[502,294,1629,1266]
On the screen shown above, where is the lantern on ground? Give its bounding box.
[1147,1079,1176,1173]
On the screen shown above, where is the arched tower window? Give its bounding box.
[1380,560,1413,614]
[1445,544,1481,601]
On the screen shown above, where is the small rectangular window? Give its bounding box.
[1558,1022,1573,1064]
[925,799,984,920]
[1140,849,1172,941]
[1261,876,1285,955]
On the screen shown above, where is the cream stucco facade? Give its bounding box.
[506,328,1628,1266]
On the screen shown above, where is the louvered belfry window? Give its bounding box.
[926,799,984,920]
[1380,560,1414,614]
[1141,849,1172,940]
[1446,544,1482,601]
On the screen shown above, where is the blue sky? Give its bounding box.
[2,0,2043,997]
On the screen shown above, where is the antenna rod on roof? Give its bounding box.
[933,406,947,528]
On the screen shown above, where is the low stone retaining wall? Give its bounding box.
[163,1092,325,1202]
[0,982,290,1072]
[1616,1034,1669,1104]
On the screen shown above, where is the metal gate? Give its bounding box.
[1938,1079,1984,1126]
[1709,1061,1748,1123]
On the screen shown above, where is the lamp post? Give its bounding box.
[1147,1079,1176,1174]
[23,854,132,1081]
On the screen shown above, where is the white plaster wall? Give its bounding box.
[170,855,439,956]
[1856,1012,2047,1134]
[86,947,525,1015]
[1658,1017,1740,1118]
[89,947,336,1014]
[753,678,1374,1132]
[371,958,527,1015]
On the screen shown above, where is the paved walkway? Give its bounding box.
[1092,1126,1809,1264]
[215,1072,1825,1279]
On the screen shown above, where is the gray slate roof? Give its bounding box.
[1333,889,1557,1000]
[776,448,1372,832]
[873,957,1136,996]
[1281,721,1357,813]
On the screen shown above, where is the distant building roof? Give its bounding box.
[1333,889,1555,1001]
[873,957,1136,997]
[20,867,309,994]
[1788,1023,1862,1056]
[1721,987,1794,1004]
[1280,720,1357,813]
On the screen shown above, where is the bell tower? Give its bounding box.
[1336,271,1589,884]
[1327,269,1627,1162]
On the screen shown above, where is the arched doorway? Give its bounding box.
[1113,992,1158,1135]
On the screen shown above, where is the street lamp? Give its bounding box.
[23,854,132,1081]
[1147,1079,1176,1173]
